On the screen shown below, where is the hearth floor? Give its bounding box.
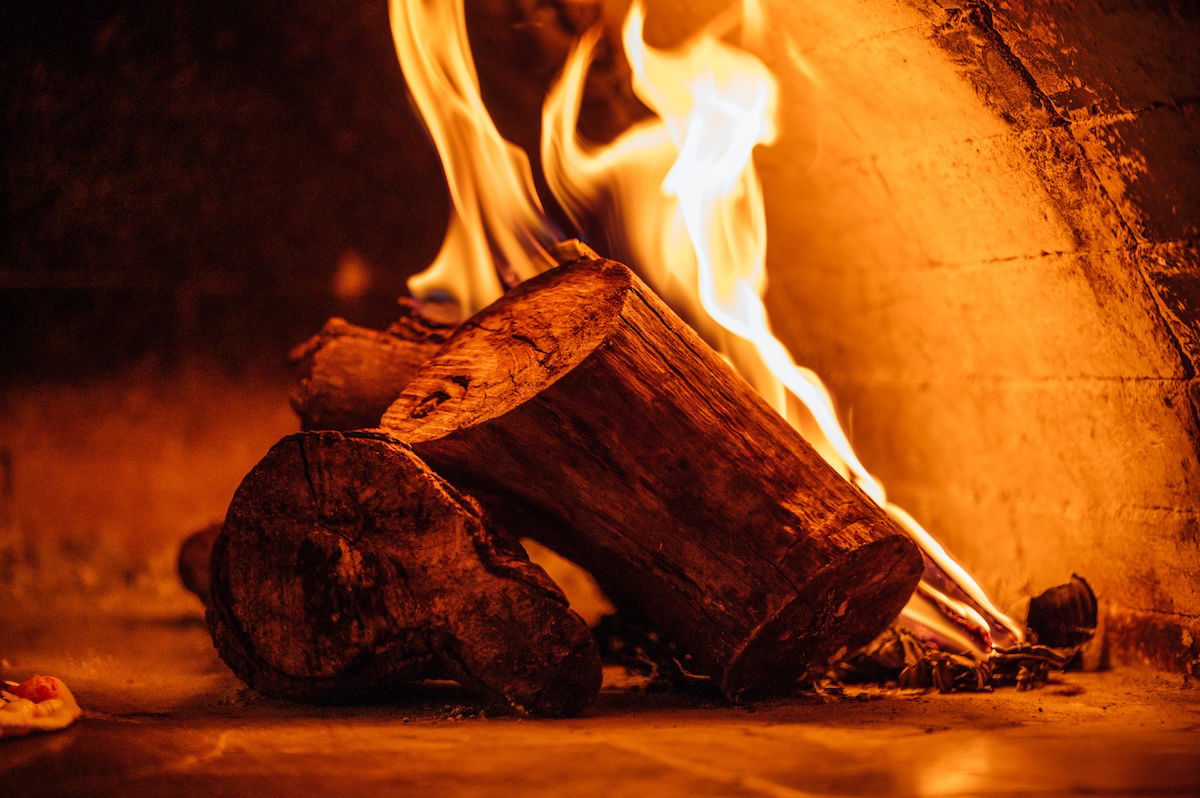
[3,607,1198,797]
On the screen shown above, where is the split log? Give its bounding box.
[382,257,924,699]
[205,429,601,716]
[287,244,600,431]
[288,297,459,430]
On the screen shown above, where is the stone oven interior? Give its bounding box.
[3,0,1198,794]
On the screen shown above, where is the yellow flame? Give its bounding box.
[390,0,1023,652]
[388,0,558,311]
[740,0,766,45]
[542,1,1022,649]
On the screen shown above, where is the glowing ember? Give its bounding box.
[389,0,1022,657]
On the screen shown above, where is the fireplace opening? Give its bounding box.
[3,0,1198,793]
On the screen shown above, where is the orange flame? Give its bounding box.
[388,0,559,311]
[390,0,1023,652]
[542,2,1022,649]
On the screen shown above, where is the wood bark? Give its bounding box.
[287,245,596,431]
[288,298,459,430]
[177,522,221,604]
[205,429,601,716]
[382,257,924,699]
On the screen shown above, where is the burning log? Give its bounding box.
[205,429,601,716]
[381,257,924,699]
[287,246,604,432]
[288,298,458,430]
[839,575,1100,692]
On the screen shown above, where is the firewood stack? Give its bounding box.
[203,252,923,716]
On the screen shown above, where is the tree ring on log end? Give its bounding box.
[384,258,632,442]
[206,429,601,713]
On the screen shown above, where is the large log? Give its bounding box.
[382,257,924,699]
[206,429,601,716]
[288,297,458,430]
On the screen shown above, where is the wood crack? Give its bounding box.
[937,1,1200,388]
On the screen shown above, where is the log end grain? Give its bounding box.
[381,257,633,442]
[289,305,452,431]
[206,430,600,716]
[723,532,924,699]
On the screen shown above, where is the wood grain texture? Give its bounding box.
[383,258,924,699]
[206,429,600,716]
[288,298,458,431]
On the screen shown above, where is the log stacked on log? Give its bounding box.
[381,257,924,699]
[206,255,923,712]
[287,242,593,432]
[288,297,459,431]
[206,429,600,716]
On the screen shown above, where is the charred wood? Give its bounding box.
[288,298,459,431]
[1027,575,1098,649]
